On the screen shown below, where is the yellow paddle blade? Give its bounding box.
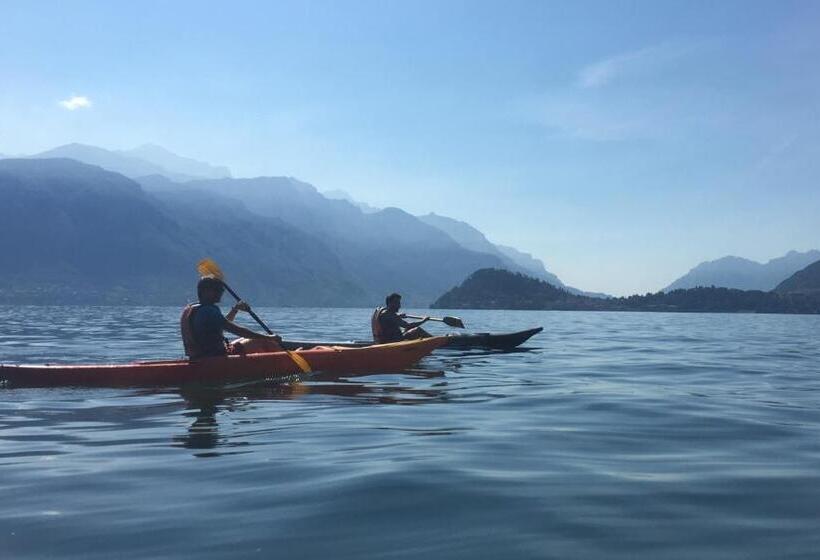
[197,258,224,280]
[287,351,312,373]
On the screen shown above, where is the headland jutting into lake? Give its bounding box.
[432,268,820,314]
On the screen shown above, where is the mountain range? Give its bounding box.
[0,158,361,306]
[433,268,820,314]
[137,172,511,305]
[4,142,816,305]
[322,192,606,296]
[0,152,566,306]
[3,143,588,303]
[775,260,820,295]
[30,143,231,183]
[415,213,608,298]
[664,250,820,292]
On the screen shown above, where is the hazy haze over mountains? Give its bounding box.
[10,142,597,304]
[0,148,535,306]
[31,143,232,183]
[664,250,820,292]
[122,144,231,180]
[7,143,817,302]
[0,158,362,305]
[139,173,509,306]
[319,193,583,296]
[323,190,381,214]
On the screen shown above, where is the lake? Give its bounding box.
[1,306,819,559]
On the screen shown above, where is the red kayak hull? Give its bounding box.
[0,337,447,388]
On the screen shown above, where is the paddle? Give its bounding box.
[402,314,465,329]
[196,258,311,373]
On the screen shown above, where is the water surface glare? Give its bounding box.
[2,307,820,559]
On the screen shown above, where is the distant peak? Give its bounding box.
[121,144,231,180]
[713,255,750,262]
[50,142,109,152]
[666,249,820,292]
[378,206,409,216]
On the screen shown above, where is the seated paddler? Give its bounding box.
[181,276,282,359]
[372,293,431,344]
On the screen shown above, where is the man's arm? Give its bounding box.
[225,301,250,322]
[223,302,281,341]
[398,313,430,330]
[404,317,430,330]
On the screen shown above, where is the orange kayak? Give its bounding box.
[0,337,447,388]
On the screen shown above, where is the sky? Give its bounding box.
[1,0,819,295]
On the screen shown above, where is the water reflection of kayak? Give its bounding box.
[280,327,543,352]
[0,337,447,388]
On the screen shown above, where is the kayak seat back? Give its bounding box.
[371,307,385,343]
[180,304,202,359]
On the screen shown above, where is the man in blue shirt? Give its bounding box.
[181,276,282,359]
[373,293,430,344]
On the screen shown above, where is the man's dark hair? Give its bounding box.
[385,292,401,306]
[197,276,224,301]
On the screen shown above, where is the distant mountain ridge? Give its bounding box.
[417,212,608,298]
[319,194,582,292]
[775,259,820,294]
[433,268,820,314]
[20,142,611,300]
[433,268,584,310]
[122,144,231,179]
[312,188,605,297]
[138,174,508,306]
[417,213,565,284]
[0,158,361,305]
[31,143,231,182]
[323,189,381,213]
[3,154,817,309]
[664,250,820,292]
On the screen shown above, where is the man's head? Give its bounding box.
[197,276,224,304]
[385,292,402,312]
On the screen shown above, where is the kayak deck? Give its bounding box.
[280,327,543,351]
[0,337,447,388]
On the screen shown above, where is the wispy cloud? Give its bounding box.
[59,95,92,110]
[512,39,719,142]
[577,41,700,89]
[751,132,800,175]
[518,92,665,142]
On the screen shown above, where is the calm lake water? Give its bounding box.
[1,306,820,559]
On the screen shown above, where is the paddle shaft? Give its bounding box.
[402,313,465,329]
[221,282,273,335]
[403,314,447,323]
[199,258,311,373]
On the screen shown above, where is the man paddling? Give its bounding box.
[181,276,282,359]
[373,293,431,344]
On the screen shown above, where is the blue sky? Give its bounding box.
[1,0,818,295]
